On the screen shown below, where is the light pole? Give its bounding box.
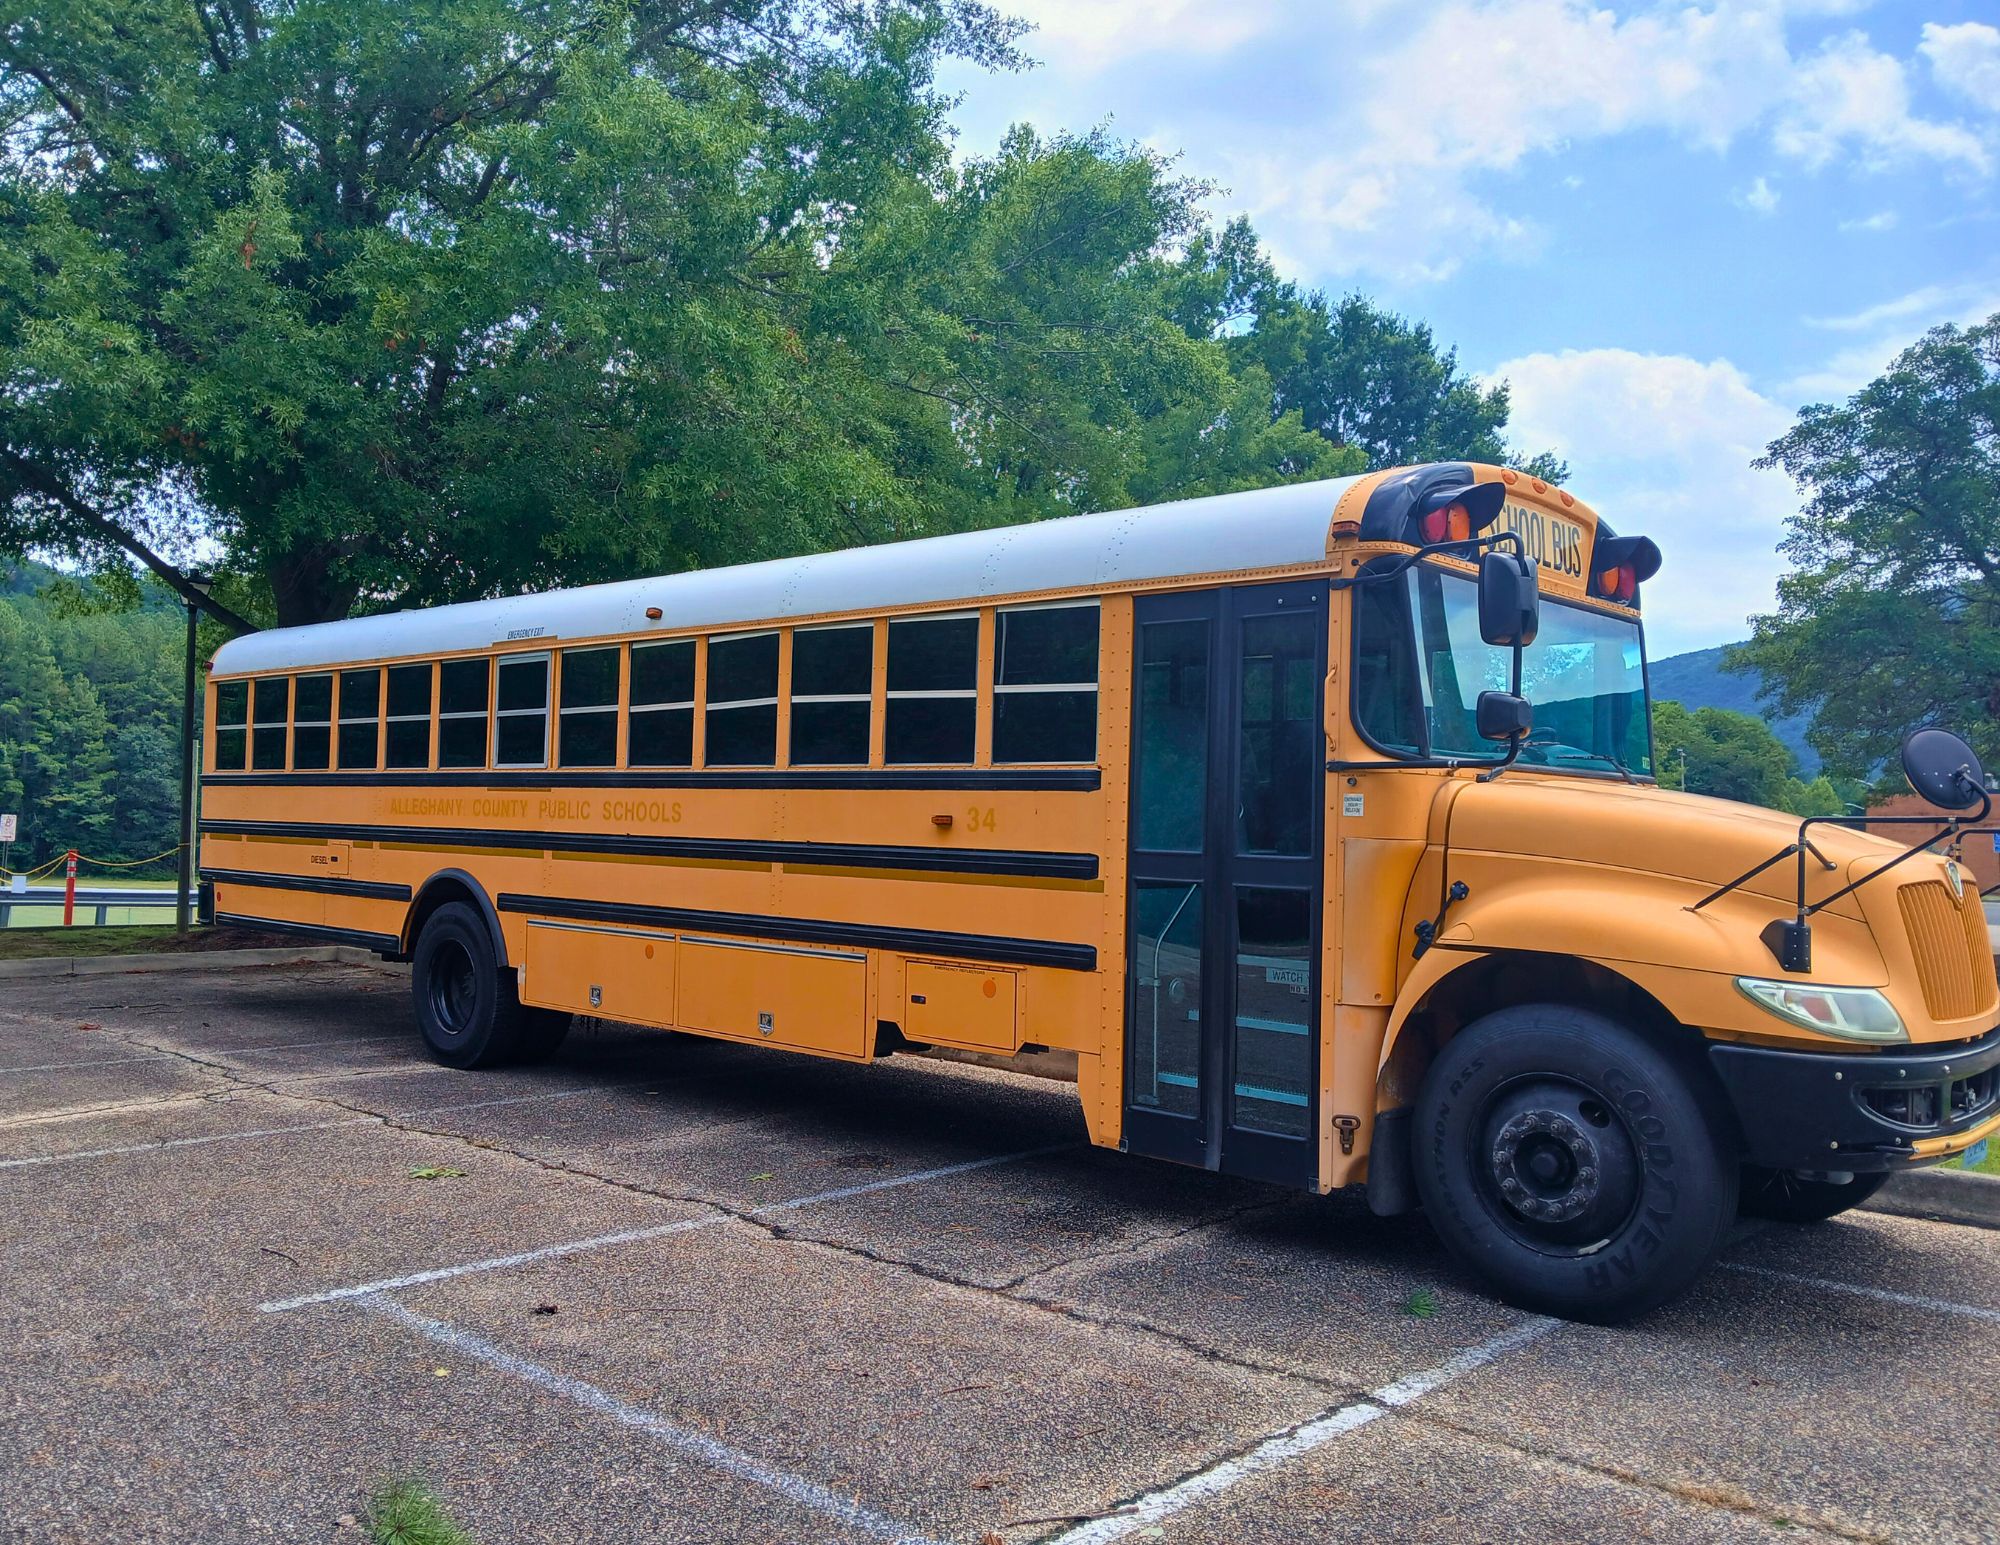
[176,572,212,934]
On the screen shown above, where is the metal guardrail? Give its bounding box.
[0,886,196,928]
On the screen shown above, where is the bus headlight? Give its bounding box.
[1734,979,1907,1043]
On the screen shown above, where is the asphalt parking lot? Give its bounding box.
[1,961,1996,1544]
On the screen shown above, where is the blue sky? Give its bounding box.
[939,1,2000,657]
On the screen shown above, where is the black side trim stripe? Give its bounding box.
[213,913,402,954]
[202,868,414,902]
[203,767,1101,792]
[495,893,1098,973]
[200,820,1097,881]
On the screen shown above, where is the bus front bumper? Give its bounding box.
[1707,1025,2000,1173]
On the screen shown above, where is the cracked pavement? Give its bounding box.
[1,962,1995,1543]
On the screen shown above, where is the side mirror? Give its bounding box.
[1901,728,1988,811]
[1476,690,1532,743]
[1478,551,1540,648]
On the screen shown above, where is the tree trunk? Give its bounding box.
[269,545,361,627]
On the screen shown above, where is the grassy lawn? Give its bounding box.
[1948,1142,1999,1176]
[2,874,185,928]
[0,923,296,961]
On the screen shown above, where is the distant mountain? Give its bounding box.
[1649,641,1820,775]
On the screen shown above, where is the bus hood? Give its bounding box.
[1440,774,1907,918]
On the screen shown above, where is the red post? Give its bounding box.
[63,850,77,927]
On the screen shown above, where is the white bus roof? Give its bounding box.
[211,473,1366,676]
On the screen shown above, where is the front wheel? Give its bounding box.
[1739,1166,1889,1224]
[1412,1004,1737,1323]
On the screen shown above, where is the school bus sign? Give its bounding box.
[1490,499,1587,580]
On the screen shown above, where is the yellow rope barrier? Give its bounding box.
[1,846,186,881]
[75,846,187,870]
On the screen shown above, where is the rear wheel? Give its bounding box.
[1739,1166,1890,1224]
[412,902,526,1069]
[1412,1004,1737,1323]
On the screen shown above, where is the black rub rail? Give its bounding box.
[495,892,1098,973]
[199,820,1098,882]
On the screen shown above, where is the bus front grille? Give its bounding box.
[1896,880,1996,1023]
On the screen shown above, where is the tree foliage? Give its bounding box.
[1653,698,1848,816]
[1732,317,2000,781]
[0,564,187,870]
[1,1,1559,631]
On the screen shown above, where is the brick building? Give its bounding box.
[1865,792,2000,895]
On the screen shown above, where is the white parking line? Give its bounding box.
[0,1082,628,1171]
[0,1114,378,1168]
[1720,1263,2000,1324]
[260,1143,1071,1312]
[1046,1317,1560,1545]
[363,1297,949,1545]
[0,1033,403,1075]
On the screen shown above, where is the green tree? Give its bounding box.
[1653,698,1826,813]
[0,0,1034,624]
[3,3,1567,640]
[1732,316,2000,781]
[1197,220,1564,478]
[0,589,187,869]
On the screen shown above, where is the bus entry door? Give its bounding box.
[1123,581,1326,1188]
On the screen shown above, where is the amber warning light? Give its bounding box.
[1591,534,1663,605]
[1414,480,1506,546]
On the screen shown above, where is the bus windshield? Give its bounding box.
[1354,560,1653,777]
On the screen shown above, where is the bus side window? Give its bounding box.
[293,674,333,770]
[629,640,695,766]
[385,663,435,769]
[338,668,382,769]
[885,614,978,764]
[251,678,291,770]
[214,680,249,771]
[558,647,619,767]
[790,624,872,766]
[993,603,1098,764]
[438,658,491,768]
[705,632,778,766]
[494,655,550,768]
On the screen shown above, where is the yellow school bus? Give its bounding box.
[200,462,2000,1321]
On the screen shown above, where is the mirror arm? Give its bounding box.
[1796,789,1993,920]
[1474,596,1531,785]
[1329,529,1524,590]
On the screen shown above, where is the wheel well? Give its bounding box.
[1379,950,1693,1112]
[404,870,509,968]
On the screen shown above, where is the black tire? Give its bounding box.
[1739,1166,1890,1224]
[411,901,525,1069]
[1412,1004,1737,1324]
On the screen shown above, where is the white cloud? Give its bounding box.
[965,2,1997,284]
[998,0,1282,69]
[1804,279,2000,332]
[1837,209,1898,233]
[1735,176,1780,214]
[1773,30,1989,174]
[1487,348,1799,652]
[1921,21,2000,108]
[1805,282,1967,331]
[1785,280,2000,399]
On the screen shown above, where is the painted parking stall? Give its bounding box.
[1,963,1996,1542]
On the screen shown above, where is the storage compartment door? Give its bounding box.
[522,919,677,1026]
[678,936,870,1059]
[905,961,1020,1054]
